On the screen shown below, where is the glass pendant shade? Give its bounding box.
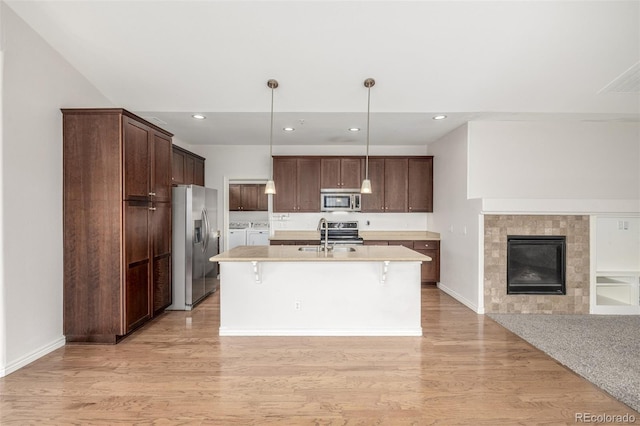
[360,179,372,194]
[265,79,278,196]
[265,179,276,195]
[361,78,375,195]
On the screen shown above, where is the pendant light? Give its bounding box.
[361,78,375,194]
[264,79,278,194]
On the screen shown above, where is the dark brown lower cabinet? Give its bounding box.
[124,201,152,332]
[411,241,440,284]
[151,202,172,314]
[125,262,151,332]
[364,239,440,284]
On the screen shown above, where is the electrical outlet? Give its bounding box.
[294,301,301,311]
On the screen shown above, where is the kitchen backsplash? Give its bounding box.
[270,212,429,232]
[230,211,269,223]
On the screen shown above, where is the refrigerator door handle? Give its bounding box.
[202,208,210,253]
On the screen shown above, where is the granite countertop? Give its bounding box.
[269,230,440,241]
[211,245,432,262]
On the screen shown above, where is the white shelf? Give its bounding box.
[590,216,640,315]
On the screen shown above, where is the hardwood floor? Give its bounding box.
[1,287,635,425]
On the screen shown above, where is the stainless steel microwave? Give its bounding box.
[320,189,361,212]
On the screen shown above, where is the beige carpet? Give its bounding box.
[489,313,640,413]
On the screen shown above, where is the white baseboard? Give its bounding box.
[0,336,66,377]
[437,283,483,314]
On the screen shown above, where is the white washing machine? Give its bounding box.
[228,221,250,250]
[247,221,270,246]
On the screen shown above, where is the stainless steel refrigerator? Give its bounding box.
[168,185,219,310]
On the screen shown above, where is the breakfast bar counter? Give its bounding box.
[212,244,431,262]
[210,245,430,336]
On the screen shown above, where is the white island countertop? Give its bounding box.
[211,245,431,262]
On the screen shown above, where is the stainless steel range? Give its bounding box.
[319,220,364,245]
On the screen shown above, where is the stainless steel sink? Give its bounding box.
[330,246,356,252]
[298,246,324,252]
[297,246,356,253]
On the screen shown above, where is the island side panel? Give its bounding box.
[218,261,422,336]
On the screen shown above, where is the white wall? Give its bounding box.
[428,124,483,312]
[1,4,112,376]
[0,4,5,372]
[468,121,640,213]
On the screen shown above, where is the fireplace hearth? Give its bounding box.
[507,235,566,295]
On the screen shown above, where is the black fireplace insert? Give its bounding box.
[507,235,566,295]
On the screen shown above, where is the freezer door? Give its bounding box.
[188,186,207,306]
[204,188,219,295]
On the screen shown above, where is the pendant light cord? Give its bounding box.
[365,84,371,180]
[269,86,274,180]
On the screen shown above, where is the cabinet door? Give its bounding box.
[296,158,321,212]
[172,148,186,185]
[124,201,152,332]
[152,133,172,203]
[412,241,440,283]
[384,158,408,212]
[123,118,151,201]
[408,157,433,212]
[241,185,260,211]
[415,249,439,283]
[389,240,413,249]
[361,158,385,212]
[194,158,205,186]
[321,158,341,188]
[257,185,269,211]
[363,240,389,246]
[151,202,172,314]
[341,158,362,189]
[273,158,298,212]
[184,155,195,185]
[229,184,242,210]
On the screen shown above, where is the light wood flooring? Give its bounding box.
[1,287,636,425]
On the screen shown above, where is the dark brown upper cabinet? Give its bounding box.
[172,145,205,186]
[273,157,321,212]
[320,157,362,189]
[229,184,268,211]
[361,156,432,213]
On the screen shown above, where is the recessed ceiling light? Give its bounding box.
[283,127,295,132]
[192,114,206,120]
[432,115,447,120]
[348,128,361,132]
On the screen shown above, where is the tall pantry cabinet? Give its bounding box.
[62,108,173,343]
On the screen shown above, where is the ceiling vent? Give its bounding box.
[143,116,168,125]
[599,61,640,93]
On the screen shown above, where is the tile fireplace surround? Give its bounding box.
[484,215,590,314]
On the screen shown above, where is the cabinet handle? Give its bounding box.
[149,207,157,211]
[424,243,430,247]
[148,192,156,196]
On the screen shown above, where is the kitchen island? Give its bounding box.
[210,245,430,336]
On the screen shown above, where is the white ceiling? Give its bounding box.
[6,0,640,146]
